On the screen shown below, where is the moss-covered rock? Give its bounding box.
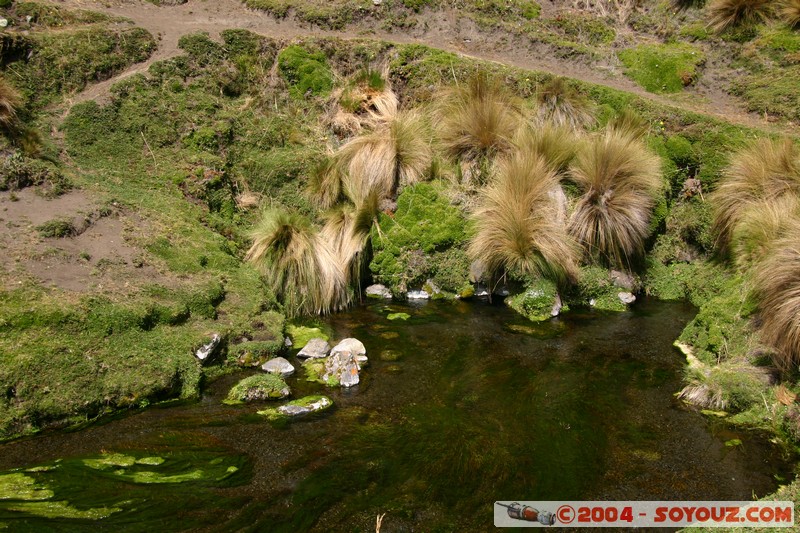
[506,278,562,322]
[224,374,290,403]
[566,266,629,312]
[257,395,333,422]
[228,341,282,367]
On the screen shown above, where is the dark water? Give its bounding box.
[0,299,793,532]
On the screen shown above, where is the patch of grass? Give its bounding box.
[732,66,800,122]
[277,44,335,98]
[36,219,75,238]
[2,27,156,110]
[618,42,705,93]
[543,12,615,45]
[224,373,289,403]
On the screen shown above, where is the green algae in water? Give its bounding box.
[3,500,121,519]
[287,324,329,347]
[135,456,165,466]
[83,453,136,470]
[0,474,54,501]
[387,312,410,321]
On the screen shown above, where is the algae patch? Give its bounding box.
[3,500,121,519]
[0,473,54,501]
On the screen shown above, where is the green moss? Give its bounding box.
[732,66,800,122]
[369,182,467,293]
[301,359,326,384]
[567,266,628,312]
[228,340,283,366]
[0,473,54,500]
[277,45,334,98]
[257,395,333,422]
[83,453,136,470]
[618,43,705,93]
[225,374,290,403]
[506,278,560,322]
[387,312,410,321]
[3,500,121,520]
[286,324,329,347]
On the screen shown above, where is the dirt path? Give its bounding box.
[54,0,789,133]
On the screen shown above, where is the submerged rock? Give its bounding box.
[297,338,330,359]
[261,357,295,377]
[323,351,360,388]
[506,279,564,322]
[366,284,392,299]
[225,374,290,403]
[195,334,221,364]
[257,395,333,422]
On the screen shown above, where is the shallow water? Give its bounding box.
[0,299,793,532]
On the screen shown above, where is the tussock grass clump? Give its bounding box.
[754,221,800,371]
[535,77,595,131]
[513,125,577,175]
[780,0,800,28]
[437,74,523,165]
[606,109,650,139]
[731,195,800,268]
[320,194,378,294]
[706,0,773,33]
[0,77,22,129]
[246,209,347,317]
[335,110,433,206]
[711,138,800,251]
[469,151,580,286]
[567,128,663,268]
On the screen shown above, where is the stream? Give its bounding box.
[0,298,793,532]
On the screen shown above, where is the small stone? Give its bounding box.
[284,336,292,347]
[323,351,360,388]
[618,292,636,305]
[550,293,563,317]
[0,19,8,28]
[297,338,330,359]
[372,0,382,5]
[366,284,392,299]
[261,357,295,377]
[195,334,221,364]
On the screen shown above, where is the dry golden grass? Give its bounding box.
[246,209,347,317]
[469,150,580,285]
[567,128,663,268]
[337,109,433,206]
[513,124,578,175]
[780,0,800,28]
[706,0,773,33]
[731,194,800,268]
[753,219,800,371]
[437,74,523,166]
[535,77,595,131]
[606,108,650,139]
[0,77,22,129]
[711,138,800,251]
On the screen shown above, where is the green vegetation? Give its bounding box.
[277,44,334,98]
[618,42,705,93]
[225,373,290,403]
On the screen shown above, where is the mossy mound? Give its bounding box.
[506,278,561,322]
[224,374,290,403]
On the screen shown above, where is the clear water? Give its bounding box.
[0,299,792,532]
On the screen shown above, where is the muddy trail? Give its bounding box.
[51,0,792,135]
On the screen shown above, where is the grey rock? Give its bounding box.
[618,292,636,305]
[284,336,293,347]
[366,284,392,299]
[610,270,636,291]
[323,351,360,388]
[195,334,221,364]
[551,293,563,317]
[423,279,441,297]
[261,357,295,377]
[469,260,486,283]
[297,338,330,359]
[277,396,333,417]
[493,286,510,297]
[331,338,366,356]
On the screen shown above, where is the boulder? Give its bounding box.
[195,334,221,364]
[366,284,392,299]
[609,270,636,291]
[323,351,360,388]
[261,357,295,377]
[297,338,330,359]
[506,279,563,322]
[331,338,366,357]
[423,279,442,298]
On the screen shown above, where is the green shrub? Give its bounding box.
[36,219,75,238]
[277,45,334,98]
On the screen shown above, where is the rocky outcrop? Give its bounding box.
[366,284,392,299]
